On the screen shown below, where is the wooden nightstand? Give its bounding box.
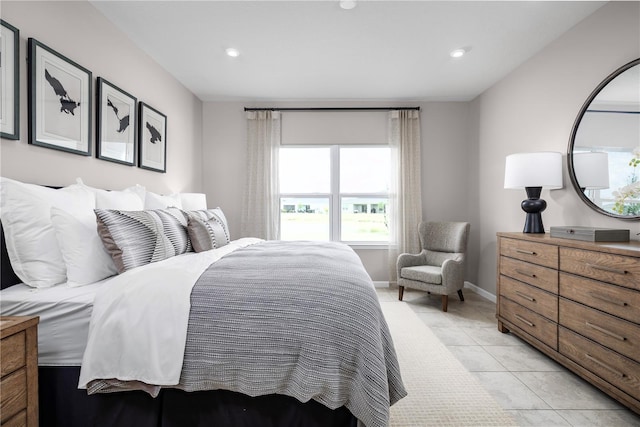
[1,316,39,427]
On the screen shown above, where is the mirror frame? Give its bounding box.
[567,58,640,220]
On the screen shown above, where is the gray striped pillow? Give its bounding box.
[187,208,230,252]
[95,208,192,273]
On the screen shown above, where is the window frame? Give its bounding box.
[279,144,389,246]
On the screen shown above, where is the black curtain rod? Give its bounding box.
[244,107,420,112]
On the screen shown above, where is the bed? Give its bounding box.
[0,178,406,427]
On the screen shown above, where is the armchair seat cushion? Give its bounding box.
[400,265,442,285]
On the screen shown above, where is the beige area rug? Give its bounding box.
[382,301,517,426]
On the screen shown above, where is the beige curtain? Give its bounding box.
[240,110,281,240]
[388,110,422,283]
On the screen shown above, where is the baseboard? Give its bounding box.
[464,281,496,303]
[373,281,389,288]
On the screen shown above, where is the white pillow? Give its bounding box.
[0,178,95,287]
[96,187,145,210]
[179,193,207,211]
[144,191,183,210]
[75,179,144,210]
[51,207,117,287]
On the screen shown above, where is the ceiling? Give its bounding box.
[90,1,606,102]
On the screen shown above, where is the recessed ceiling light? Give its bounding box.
[450,48,469,58]
[340,0,356,10]
[225,48,240,58]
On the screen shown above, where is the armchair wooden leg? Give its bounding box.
[458,289,464,302]
[399,286,405,301]
[441,295,448,312]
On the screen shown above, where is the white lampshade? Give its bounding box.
[504,152,563,189]
[573,152,609,190]
[179,193,207,210]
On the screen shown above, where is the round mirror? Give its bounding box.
[568,58,640,219]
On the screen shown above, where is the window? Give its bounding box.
[279,146,390,244]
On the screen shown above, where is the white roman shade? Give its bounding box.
[281,111,387,145]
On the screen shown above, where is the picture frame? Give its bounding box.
[97,77,137,165]
[28,38,92,156]
[138,102,166,173]
[1,20,19,140]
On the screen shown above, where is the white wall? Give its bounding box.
[202,101,474,282]
[0,1,203,194]
[474,1,640,295]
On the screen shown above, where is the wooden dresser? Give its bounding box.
[0,316,39,427]
[496,232,640,414]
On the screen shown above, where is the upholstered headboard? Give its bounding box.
[1,222,21,289]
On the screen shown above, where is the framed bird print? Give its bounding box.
[28,38,91,155]
[138,102,166,173]
[1,20,19,140]
[97,77,137,165]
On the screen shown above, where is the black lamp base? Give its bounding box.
[521,187,546,234]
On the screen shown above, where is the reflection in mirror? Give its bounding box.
[574,152,609,190]
[569,59,640,219]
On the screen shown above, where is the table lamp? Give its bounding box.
[504,152,563,233]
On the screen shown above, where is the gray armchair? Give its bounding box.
[397,221,470,312]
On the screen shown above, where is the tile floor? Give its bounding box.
[376,285,640,427]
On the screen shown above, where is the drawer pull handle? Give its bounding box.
[515,314,535,327]
[588,292,628,307]
[585,321,626,342]
[515,291,536,302]
[515,269,537,278]
[586,263,629,276]
[585,353,626,378]
[516,249,536,256]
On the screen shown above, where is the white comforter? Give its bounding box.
[78,238,262,390]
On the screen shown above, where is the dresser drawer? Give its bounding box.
[500,237,558,269]
[560,248,640,291]
[500,296,558,350]
[560,272,640,325]
[0,331,25,377]
[500,256,558,294]
[559,298,640,363]
[3,410,27,427]
[0,368,27,423]
[500,275,558,322]
[559,327,640,401]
